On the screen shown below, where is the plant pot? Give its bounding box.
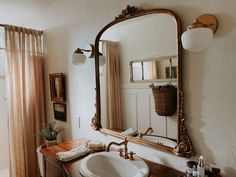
[45,139,58,147]
[152,85,177,116]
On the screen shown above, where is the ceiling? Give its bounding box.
[0,0,60,26]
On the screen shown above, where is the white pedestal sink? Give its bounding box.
[79,152,149,177]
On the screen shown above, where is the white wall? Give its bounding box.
[24,0,236,176]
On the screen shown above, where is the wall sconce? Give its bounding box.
[70,44,105,66]
[181,14,218,52]
[70,48,86,65]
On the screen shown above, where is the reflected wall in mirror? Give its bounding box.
[130,56,177,82]
[93,6,195,157]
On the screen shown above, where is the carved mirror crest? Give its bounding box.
[93,5,195,157]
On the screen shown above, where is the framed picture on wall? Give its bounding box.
[49,73,65,102]
[53,103,66,122]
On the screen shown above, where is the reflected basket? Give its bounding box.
[151,85,177,116]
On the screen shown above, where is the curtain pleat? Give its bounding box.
[5,25,45,177]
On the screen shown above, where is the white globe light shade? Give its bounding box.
[70,53,86,65]
[181,28,213,52]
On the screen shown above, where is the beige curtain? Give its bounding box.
[5,25,45,177]
[102,41,122,130]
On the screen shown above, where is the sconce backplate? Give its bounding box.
[197,14,218,33]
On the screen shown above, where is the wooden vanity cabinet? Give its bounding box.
[41,139,183,177]
[44,155,67,177]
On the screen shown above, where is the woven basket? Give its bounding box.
[152,86,177,116]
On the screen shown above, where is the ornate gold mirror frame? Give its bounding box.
[92,5,195,157]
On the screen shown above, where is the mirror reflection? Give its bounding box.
[130,56,177,82]
[99,13,178,148]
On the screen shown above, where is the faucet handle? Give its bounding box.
[138,132,143,138]
[124,138,128,144]
[118,148,124,157]
[128,151,136,160]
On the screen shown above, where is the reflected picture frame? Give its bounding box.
[49,73,65,102]
[165,66,177,79]
[53,103,66,122]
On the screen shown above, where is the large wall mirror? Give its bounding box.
[93,6,195,157]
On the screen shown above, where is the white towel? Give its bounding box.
[56,145,90,162]
[87,140,105,151]
[121,128,137,136]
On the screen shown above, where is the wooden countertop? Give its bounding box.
[41,139,183,177]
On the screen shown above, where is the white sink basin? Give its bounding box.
[79,152,149,177]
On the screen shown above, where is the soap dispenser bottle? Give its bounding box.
[197,156,205,177]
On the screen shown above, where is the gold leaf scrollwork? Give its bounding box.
[173,90,195,157]
[91,113,99,130]
[115,5,145,20]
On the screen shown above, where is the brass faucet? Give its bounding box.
[138,127,154,138]
[107,138,129,159]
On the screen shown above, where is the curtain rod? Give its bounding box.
[0,24,43,34]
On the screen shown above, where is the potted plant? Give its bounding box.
[149,83,177,116]
[39,122,64,147]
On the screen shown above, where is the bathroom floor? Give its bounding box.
[0,168,9,177]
